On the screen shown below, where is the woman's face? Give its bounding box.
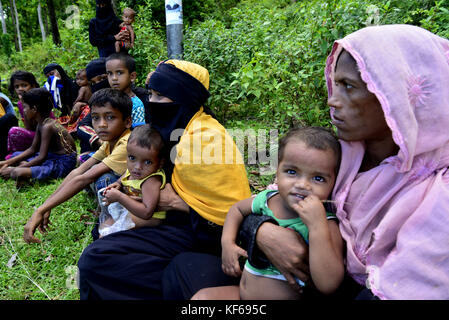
[149,89,173,103]
[46,69,61,79]
[328,50,391,142]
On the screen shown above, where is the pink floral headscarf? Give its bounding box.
[325,25,449,299]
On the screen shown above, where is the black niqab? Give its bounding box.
[90,0,121,39]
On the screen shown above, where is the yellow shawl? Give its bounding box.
[167,60,251,225]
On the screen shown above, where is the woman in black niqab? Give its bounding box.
[89,0,127,57]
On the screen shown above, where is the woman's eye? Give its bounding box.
[344,82,353,89]
[128,155,135,160]
[107,116,114,120]
[286,169,296,175]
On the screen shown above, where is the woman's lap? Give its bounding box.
[78,211,214,300]
[162,252,239,300]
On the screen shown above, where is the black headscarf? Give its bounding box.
[43,63,79,113]
[147,62,210,156]
[86,58,110,94]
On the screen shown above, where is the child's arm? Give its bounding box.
[74,86,88,104]
[17,121,54,168]
[103,176,161,220]
[292,195,344,294]
[23,158,110,243]
[221,197,253,277]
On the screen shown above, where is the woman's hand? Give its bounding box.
[221,242,247,278]
[114,29,129,41]
[158,183,189,213]
[256,222,310,292]
[23,209,51,244]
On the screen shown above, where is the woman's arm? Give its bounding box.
[157,183,189,213]
[255,222,310,289]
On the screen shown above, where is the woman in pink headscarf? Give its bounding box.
[164,24,449,300]
[258,24,449,300]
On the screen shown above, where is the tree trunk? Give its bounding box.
[11,0,21,51]
[37,0,46,41]
[43,4,49,35]
[46,0,60,45]
[0,0,7,34]
[8,0,18,50]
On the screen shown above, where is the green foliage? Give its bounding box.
[183,0,449,134]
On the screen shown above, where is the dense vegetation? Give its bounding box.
[0,0,448,300]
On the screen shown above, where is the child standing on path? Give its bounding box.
[193,127,344,300]
[23,88,132,244]
[98,124,167,237]
[0,88,77,187]
[115,7,136,53]
[106,53,145,129]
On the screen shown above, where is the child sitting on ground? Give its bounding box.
[115,7,136,53]
[98,124,166,237]
[6,71,42,158]
[0,88,77,187]
[193,126,344,300]
[70,68,92,125]
[23,88,133,244]
[106,53,145,128]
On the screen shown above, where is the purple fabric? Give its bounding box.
[10,151,77,180]
[6,127,35,158]
[325,25,449,299]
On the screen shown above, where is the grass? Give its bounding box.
[0,179,96,300]
[0,120,276,300]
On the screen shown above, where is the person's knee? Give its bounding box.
[190,288,209,300]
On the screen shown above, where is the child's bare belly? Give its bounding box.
[239,269,302,300]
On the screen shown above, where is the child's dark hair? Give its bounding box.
[22,88,54,118]
[76,69,86,77]
[106,53,136,73]
[278,126,341,171]
[89,88,132,120]
[8,71,39,96]
[128,124,165,159]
